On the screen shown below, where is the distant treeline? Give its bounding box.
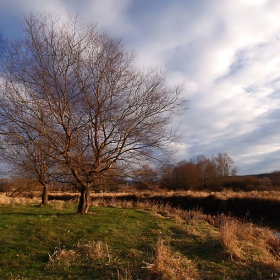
[1,152,280,194]
[158,153,279,192]
[133,152,280,192]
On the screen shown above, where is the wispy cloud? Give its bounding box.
[1,0,280,174]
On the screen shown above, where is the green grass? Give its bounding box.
[0,202,279,279]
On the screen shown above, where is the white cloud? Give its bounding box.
[1,0,280,174]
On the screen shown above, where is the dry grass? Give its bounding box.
[0,193,40,204]
[219,216,280,269]
[87,189,280,201]
[115,267,133,280]
[47,238,200,279]
[3,188,280,205]
[40,189,280,201]
[147,238,199,280]
[47,240,112,269]
[51,200,65,209]
[92,195,280,274]
[219,218,245,260]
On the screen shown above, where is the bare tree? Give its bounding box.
[0,178,14,195]
[133,164,158,190]
[271,171,280,186]
[0,33,5,56]
[0,13,186,213]
[213,152,237,177]
[212,152,237,190]
[196,155,215,189]
[0,110,56,204]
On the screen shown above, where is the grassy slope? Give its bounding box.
[0,202,279,279]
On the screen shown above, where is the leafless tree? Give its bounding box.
[197,155,214,189]
[0,13,186,213]
[0,108,56,204]
[133,164,159,190]
[0,178,13,195]
[271,171,280,186]
[212,152,237,189]
[213,152,237,177]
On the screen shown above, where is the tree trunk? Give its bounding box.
[41,185,49,205]
[77,186,90,214]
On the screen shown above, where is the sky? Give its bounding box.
[0,0,280,175]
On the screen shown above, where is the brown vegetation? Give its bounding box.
[219,215,280,269]
[147,238,199,280]
[161,153,237,191]
[92,197,280,271]
[47,240,112,269]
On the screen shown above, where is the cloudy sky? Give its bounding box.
[1,0,280,175]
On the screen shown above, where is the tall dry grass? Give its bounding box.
[219,216,280,269]
[47,240,112,269]
[45,189,280,201]
[0,193,40,204]
[46,238,199,280]
[147,238,199,280]
[4,188,280,205]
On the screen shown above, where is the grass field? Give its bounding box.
[0,200,280,279]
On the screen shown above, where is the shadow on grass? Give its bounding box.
[81,194,280,227]
[0,204,79,216]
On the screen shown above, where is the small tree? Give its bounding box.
[0,97,57,205]
[0,13,186,213]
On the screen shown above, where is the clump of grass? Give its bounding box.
[0,193,10,204]
[51,200,65,210]
[47,240,112,270]
[115,266,133,280]
[219,216,280,269]
[219,218,245,260]
[148,238,199,280]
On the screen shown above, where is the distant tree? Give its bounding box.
[172,160,188,189]
[157,153,237,191]
[159,164,174,189]
[243,176,261,191]
[133,164,158,190]
[213,152,237,177]
[212,152,237,190]
[171,160,199,190]
[0,103,57,205]
[271,171,280,186]
[9,176,40,197]
[0,13,186,213]
[0,178,13,195]
[196,155,215,189]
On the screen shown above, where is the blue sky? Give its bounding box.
[1,0,280,175]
